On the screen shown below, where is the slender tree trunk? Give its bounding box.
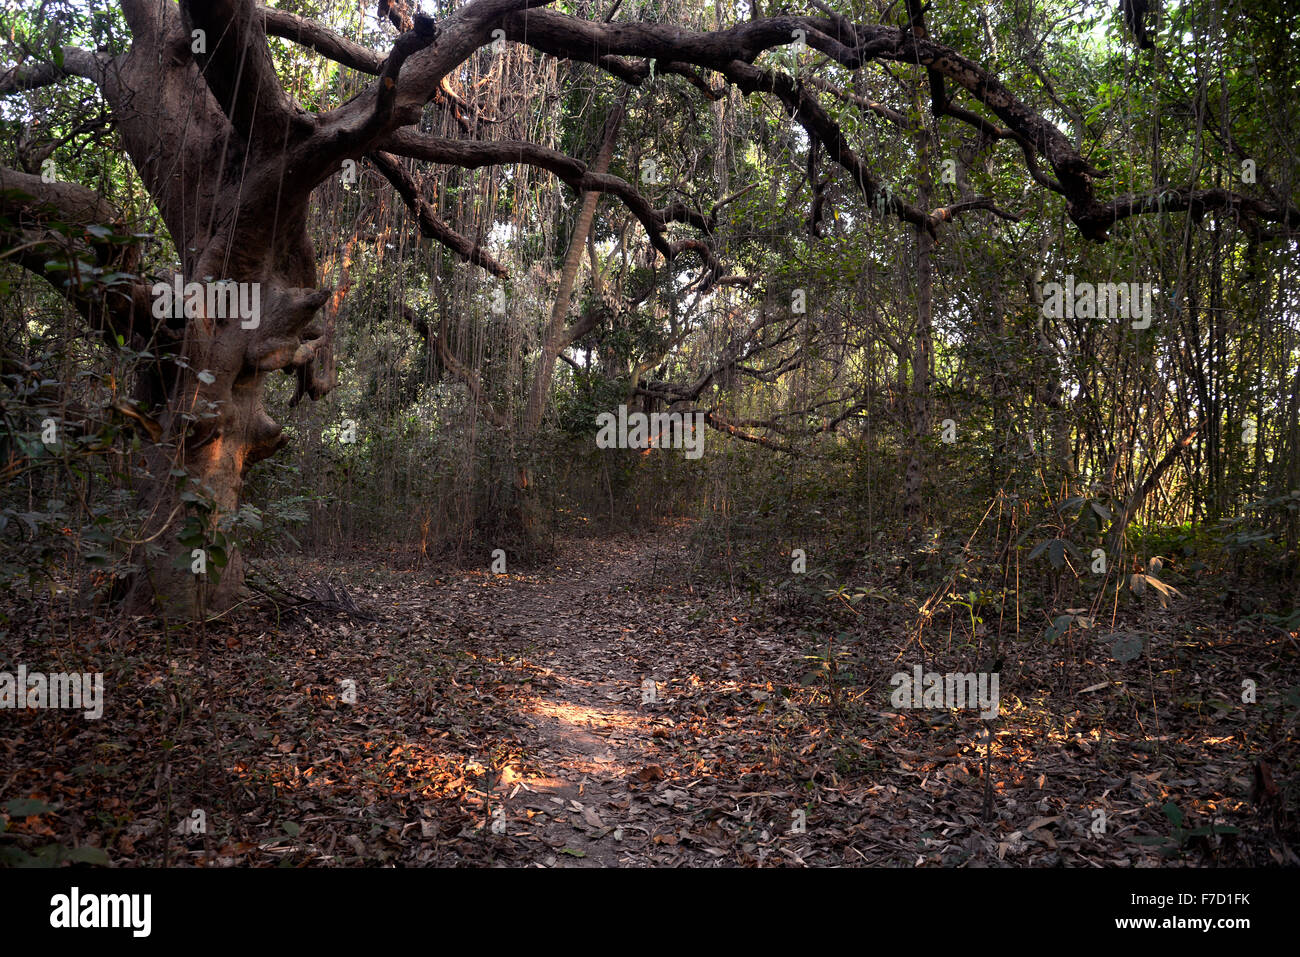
[507,100,625,538]
[903,131,934,518]
[523,101,625,434]
[1107,427,1199,558]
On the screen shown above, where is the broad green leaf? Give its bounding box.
[5,798,56,817]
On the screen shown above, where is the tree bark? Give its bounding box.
[523,101,626,434]
[902,107,935,518]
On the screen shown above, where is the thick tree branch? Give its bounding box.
[0,47,108,93]
[703,411,796,454]
[259,6,383,74]
[180,0,299,144]
[0,167,157,346]
[1081,188,1300,241]
[490,9,1294,240]
[373,14,440,130]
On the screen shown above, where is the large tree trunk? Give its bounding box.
[124,327,309,617]
[91,4,336,616]
[54,0,504,617]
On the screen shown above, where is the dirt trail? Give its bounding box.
[412,525,1283,868]
[10,523,1280,867]
[439,527,751,866]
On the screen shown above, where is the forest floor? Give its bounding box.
[2,520,1297,866]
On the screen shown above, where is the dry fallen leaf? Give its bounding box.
[631,765,665,784]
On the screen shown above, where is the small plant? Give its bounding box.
[1129,801,1240,859]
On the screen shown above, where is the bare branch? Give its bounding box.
[930,197,1020,224]
[0,46,108,93]
[403,305,509,428]
[1082,187,1300,241]
[486,9,1110,236]
[374,15,441,129]
[703,412,796,454]
[259,6,383,73]
[367,151,509,278]
[377,130,720,274]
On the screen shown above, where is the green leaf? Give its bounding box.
[0,847,37,867]
[62,846,110,865]
[1186,825,1240,838]
[1110,633,1144,663]
[1162,801,1184,829]
[281,821,300,837]
[1044,614,1074,643]
[5,798,56,817]
[177,528,205,548]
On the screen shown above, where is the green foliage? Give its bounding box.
[553,369,628,439]
[1127,801,1242,859]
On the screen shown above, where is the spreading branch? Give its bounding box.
[367,151,509,278]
